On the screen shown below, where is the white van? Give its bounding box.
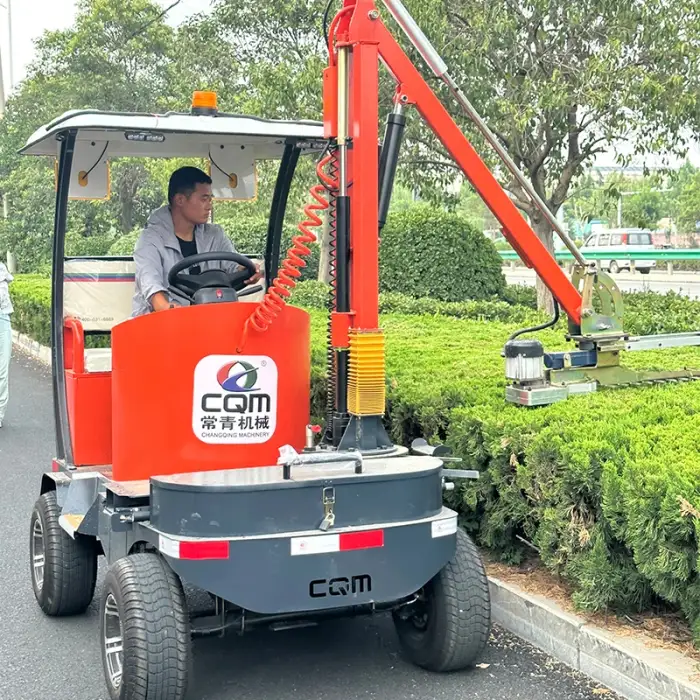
[580,228,656,274]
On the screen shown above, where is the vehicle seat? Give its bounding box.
[63,257,135,372]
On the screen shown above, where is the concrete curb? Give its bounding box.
[490,577,700,700]
[12,333,700,700]
[12,330,51,366]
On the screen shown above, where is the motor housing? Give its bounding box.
[504,339,545,383]
[503,338,568,407]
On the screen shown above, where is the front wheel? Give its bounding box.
[100,553,191,700]
[393,529,491,672]
[30,490,97,616]
[639,268,651,275]
[608,261,620,274]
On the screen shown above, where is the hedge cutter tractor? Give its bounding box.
[21,0,698,698]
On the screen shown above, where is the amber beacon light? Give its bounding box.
[191,91,218,115]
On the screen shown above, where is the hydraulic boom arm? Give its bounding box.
[328,0,585,325]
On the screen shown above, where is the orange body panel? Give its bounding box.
[110,302,310,482]
[62,317,112,466]
[65,370,112,466]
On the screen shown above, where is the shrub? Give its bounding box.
[622,290,700,335]
[501,283,538,309]
[65,230,116,258]
[379,204,506,302]
[108,229,140,255]
[291,281,545,325]
[289,280,330,310]
[9,275,51,345]
[216,215,320,281]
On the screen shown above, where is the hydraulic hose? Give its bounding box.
[507,299,560,342]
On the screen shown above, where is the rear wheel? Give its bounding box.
[100,553,191,700]
[393,529,491,672]
[609,261,620,274]
[30,490,97,616]
[639,267,651,275]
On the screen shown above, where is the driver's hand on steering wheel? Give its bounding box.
[245,262,263,286]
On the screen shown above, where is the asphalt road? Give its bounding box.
[0,351,621,700]
[505,267,700,297]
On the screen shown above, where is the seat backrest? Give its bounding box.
[64,257,136,332]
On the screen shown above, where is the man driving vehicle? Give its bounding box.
[132,166,262,316]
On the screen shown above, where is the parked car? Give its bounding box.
[580,228,656,274]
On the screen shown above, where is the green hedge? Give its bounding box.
[304,311,700,641]
[9,275,52,346]
[215,215,320,281]
[9,275,700,643]
[380,204,506,302]
[293,280,545,326]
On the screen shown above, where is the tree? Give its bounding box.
[623,184,666,229]
[393,0,700,309]
[0,0,180,268]
[564,173,618,229]
[675,169,700,234]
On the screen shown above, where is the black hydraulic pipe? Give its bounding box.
[378,111,406,230]
[507,299,560,341]
[51,131,77,464]
[335,195,350,313]
[334,195,351,419]
[265,144,301,286]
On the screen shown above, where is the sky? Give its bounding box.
[0,0,697,169]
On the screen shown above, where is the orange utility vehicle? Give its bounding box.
[24,29,492,700]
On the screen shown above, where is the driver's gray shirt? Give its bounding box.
[132,205,239,317]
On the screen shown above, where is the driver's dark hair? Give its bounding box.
[168,166,212,205]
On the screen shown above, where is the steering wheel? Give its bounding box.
[168,251,259,301]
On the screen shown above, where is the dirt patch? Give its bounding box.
[483,552,700,666]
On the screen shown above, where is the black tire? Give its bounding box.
[30,490,97,616]
[100,553,191,700]
[639,268,651,275]
[393,529,491,672]
[609,261,620,274]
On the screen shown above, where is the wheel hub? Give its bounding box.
[103,593,124,691]
[31,518,45,591]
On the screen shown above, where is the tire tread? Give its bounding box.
[31,490,97,616]
[394,528,491,672]
[102,553,190,700]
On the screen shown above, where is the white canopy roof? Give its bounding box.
[21,109,327,159]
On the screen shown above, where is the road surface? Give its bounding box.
[0,351,620,700]
[505,267,700,297]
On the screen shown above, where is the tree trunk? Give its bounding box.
[531,214,555,315]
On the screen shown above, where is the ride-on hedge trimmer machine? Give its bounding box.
[24,0,697,698]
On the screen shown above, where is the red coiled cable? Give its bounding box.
[238,153,337,351]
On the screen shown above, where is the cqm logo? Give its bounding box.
[217,361,259,393]
[192,355,277,445]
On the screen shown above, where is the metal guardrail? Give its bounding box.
[498,249,700,261]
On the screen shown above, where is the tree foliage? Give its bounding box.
[0,0,698,284]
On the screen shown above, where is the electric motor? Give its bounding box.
[504,339,544,384]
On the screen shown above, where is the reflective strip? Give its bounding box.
[159,534,181,559]
[291,529,384,556]
[291,534,340,556]
[431,515,458,538]
[159,534,230,560]
[340,529,384,550]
